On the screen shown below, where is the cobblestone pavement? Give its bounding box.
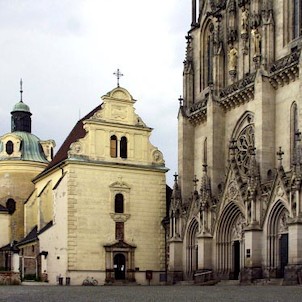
[0,285,302,302]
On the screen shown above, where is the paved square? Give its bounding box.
[0,285,302,302]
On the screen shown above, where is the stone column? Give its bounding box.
[241,228,262,283]
[168,237,183,283]
[197,233,213,270]
[284,221,302,284]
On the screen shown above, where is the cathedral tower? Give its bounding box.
[169,1,302,284]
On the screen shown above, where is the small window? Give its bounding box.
[6,198,16,214]
[50,147,54,160]
[120,136,127,159]
[110,135,117,158]
[6,141,14,155]
[115,193,124,213]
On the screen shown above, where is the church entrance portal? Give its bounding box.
[279,234,288,278]
[233,240,240,280]
[114,253,126,280]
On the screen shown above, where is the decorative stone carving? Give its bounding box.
[228,46,238,73]
[232,214,246,240]
[279,211,288,234]
[111,105,127,120]
[241,8,249,36]
[152,149,164,165]
[110,213,131,222]
[235,124,255,177]
[251,28,261,58]
[69,141,83,156]
[91,110,103,120]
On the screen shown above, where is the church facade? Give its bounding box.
[18,86,168,285]
[168,1,302,284]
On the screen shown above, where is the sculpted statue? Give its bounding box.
[251,28,261,57]
[241,8,249,35]
[228,46,238,71]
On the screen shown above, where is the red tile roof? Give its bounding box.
[43,104,103,173]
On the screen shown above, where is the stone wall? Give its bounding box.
[0,271,21,285]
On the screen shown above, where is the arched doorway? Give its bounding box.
[216,202,245,280]
[267,201,289,278]
[114,253,126,280]
[186,219,198,279]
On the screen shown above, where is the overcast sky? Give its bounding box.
[0,0,191,185]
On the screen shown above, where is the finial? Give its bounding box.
[173,172,178,183]
[295,129,301,142]
[193,175,199,191]
[185,34,192,43]
[178,96,183,106]
[113,69,124,87]
[20,78,23,102]
[277,146,284,167]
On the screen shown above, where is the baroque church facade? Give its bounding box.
[0,85,168,285]
[168,0,302,284]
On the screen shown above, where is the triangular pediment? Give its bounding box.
[218,163,246,216]
[104,240,136,250]
[265,168,290,213]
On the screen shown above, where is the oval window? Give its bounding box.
[6,141,14,155]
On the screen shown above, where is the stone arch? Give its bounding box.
[185,218,199,277]
[230,111,255,177]
[200,18,214,91]
[266,200,289,278]
[215,202,245,279]
[290,101,298,165]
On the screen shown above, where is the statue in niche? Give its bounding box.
[228,46,238,72]
[251,28,261,57]
[241,8,249,35]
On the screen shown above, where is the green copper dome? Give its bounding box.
[0,132,48,163]
[11,101,31,113]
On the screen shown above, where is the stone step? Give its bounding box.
[175,280,195,286]
[217,279,240,286]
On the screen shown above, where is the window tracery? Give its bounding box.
[235,124,255,175]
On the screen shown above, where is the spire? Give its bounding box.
[11,79,32,133]
[171,172,181,200]
[20,78,23,102]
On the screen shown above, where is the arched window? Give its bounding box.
[115,193,124,213]
[290,102,299,165]
[293,0,302,39]
[110,135,117,158]
[201,22,214,90]
[120,136,128,159]
[6,198,16,214]
[6,141,14,155]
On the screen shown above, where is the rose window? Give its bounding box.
[234,124,255,176]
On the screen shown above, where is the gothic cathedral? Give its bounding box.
[168,1,302,284]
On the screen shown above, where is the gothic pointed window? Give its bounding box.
[290,102,298,164]
[6,141,14,155]
[293,0,302,39]
[120,136,127,159]
[110,135,117,158]
[115,193,124,213]
[202,22,214,90]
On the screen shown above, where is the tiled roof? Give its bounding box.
[16,225,38,246]
[42,104,103,173]
[0,204,8,212]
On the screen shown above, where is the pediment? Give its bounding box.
[104,240,136,250]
